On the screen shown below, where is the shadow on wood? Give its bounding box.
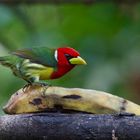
[0,113,140,140]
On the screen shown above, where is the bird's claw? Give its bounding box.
[22,83,32,92]
[22,82,50,92]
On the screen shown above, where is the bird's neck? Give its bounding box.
[51,65,75,79]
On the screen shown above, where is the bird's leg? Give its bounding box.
[22,75,50,92]
[22,76,37,92]
[32,75,50,86]
[32,81,49,87]
[29,76,50,87]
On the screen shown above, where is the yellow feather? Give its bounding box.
[28,67,55,80]
[24,61,55,80]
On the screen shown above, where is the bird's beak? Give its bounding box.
[69,56,87,65]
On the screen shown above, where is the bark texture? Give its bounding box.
[0,113,139,140]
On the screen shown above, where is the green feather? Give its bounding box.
[0,55,19,67]
[0,47,58,83]
[12,47,57,67]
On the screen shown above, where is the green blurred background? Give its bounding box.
[0,3,140,115]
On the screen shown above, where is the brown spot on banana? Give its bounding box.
[120,99,127,112]
[29,98,42,105]
[62,95,81,99]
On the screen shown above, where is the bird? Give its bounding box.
[0,46,87,85]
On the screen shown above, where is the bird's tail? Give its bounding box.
[0,56,13,67]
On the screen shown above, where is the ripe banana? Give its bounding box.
[3,85,140,115]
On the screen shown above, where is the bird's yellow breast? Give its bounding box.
[30,67,55,80]
[23,60,55,80]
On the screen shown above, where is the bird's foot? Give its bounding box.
[32,82,50,97]
[22,82,50,93]
[22,83,32,92]
[32,82,50,87]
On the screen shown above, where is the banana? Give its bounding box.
[3,85,140,115]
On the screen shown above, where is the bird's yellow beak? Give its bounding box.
[69,56,87,65]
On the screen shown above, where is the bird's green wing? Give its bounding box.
[12,47,57,67]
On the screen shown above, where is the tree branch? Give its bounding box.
[0,113,140,140]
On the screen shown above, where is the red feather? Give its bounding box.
[51,47,80,79]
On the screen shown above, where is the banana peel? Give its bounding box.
[3,85,140,115]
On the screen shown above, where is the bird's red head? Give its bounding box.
[51,46,86,79]
[56,47,80,65]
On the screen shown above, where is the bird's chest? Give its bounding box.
[51,65,75,79]
[36,67,55,80]
[22,60,55,80]
[28,67,55,80]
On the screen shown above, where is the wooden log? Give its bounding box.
[0,113,139,140]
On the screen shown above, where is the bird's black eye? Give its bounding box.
[65,54,73,60]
